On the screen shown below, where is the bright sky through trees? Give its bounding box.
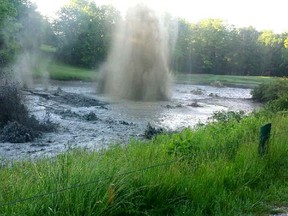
[33,0,288,33]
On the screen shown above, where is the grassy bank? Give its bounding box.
[1,108,288,215]
[32,60,277,87]
[47,63,97,81]
[33,62,97,81]
[37,45,96,81]
[176,73,277,88]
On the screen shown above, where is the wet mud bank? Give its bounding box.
[0,82,260,161]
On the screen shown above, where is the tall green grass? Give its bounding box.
[1,110,288,215]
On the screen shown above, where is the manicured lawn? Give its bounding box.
[176,73,278,88]
[32,62,96,81]
[33,61,278,87]
[47,63,97,81]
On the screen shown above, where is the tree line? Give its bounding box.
[0,0,46,67]
[174,19,288,76]
[1,0,287,76]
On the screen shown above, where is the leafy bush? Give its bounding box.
[252,78,288,113]
[252,78,288,102]
[266,93,288,112]
[209,110,245,123]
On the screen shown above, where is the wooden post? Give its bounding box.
[259,123,272,156]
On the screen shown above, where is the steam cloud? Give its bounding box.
[11,10,49,89]
[98,4,173,101]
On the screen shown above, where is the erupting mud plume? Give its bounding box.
[98,4,172,101]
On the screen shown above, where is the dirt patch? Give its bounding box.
[83,112,99,121]
[25,87,108,109]
[0,81,56,143]
[52,88,108,108]
[0,121,40,143]
[187,101,203,107]
[190,88,205,95]
[144,123,165,139]
[162,104,183,109]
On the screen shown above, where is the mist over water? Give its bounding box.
[14,51,36,88]
[7,9,50,89]
[14,50,50,89]
[98,4,173,101]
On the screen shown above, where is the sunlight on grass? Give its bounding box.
[32,61,97,81]
[176,74,278,87]
[32,58,278,86]
[40,44,57,53]
[47,63,97,81]
[1,108,287,215]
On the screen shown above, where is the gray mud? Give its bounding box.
[0,82,261,161]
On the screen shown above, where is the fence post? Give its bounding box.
[259,123,272,156]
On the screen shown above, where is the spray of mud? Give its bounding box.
[98,4,173,101]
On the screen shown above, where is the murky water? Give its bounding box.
[0,81,260,161]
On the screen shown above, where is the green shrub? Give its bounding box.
[266,93,288,112]
[252,78,288,102]
[209,110,245,123]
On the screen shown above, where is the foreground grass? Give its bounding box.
[1,110,288,215]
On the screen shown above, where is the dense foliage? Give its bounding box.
[173,19,288,76]
[252,78,288,102]
[52,5,288,75]
[0,0,288,76]
[252,78,288,114]
[0,0,44,67]
[54,0,120,68]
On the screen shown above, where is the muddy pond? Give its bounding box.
[0,81,260,161]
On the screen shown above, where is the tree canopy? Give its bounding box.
[54,0,120,68]
[0,0,44,67]
[0,0,287,76]
[172,19,288,76]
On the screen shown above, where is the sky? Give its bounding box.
[32,0,288,33]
